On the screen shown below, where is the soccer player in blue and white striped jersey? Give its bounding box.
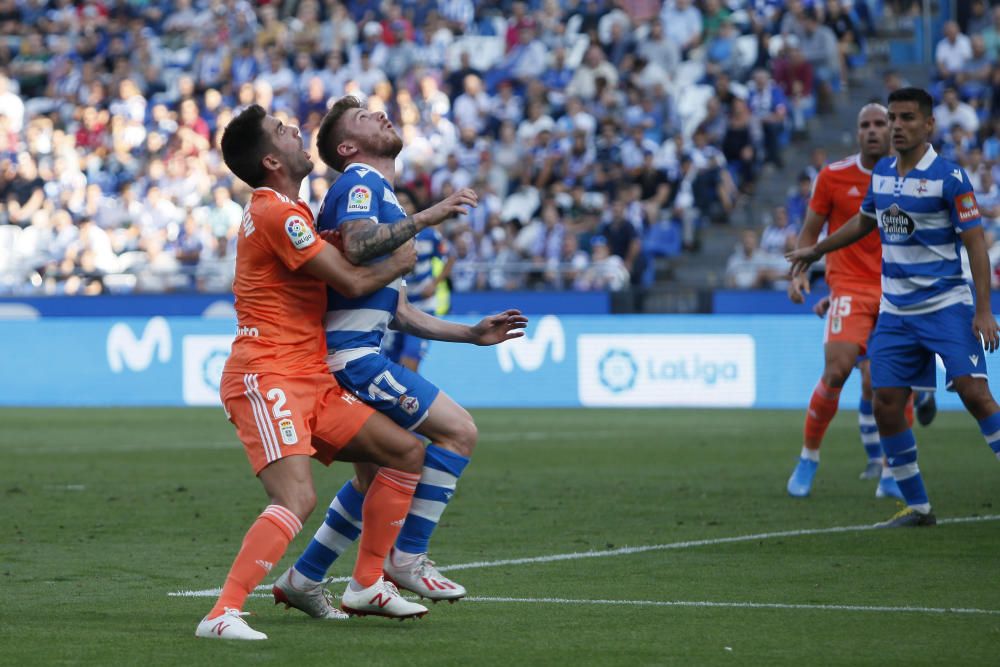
[789,87,1000,528]
[272,96,527,612]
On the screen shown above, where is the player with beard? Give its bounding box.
[789,87,1000,527]
[196,104,431,641]
[786,103,936,499]
[272,96,527,617]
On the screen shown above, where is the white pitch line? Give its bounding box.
[463,597,1000,616]
[168,514,1000,599]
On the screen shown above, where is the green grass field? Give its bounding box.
[2,407,998,665]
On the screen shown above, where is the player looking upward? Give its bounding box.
[273,96,526,615]
[195,104,430,641]
[786,103,935,499]
[789,87,1000,527]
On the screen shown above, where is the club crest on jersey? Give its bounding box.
[880,203,915,241]
[399,394,419,415]
[285,215,316,249]
[347,185,372,212]
[278,418,298,445]
[955,193,980,222]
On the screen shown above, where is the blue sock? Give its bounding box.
[395,444,469,555]
[977,411,1000,456]
[881,429,929,510]
[294,480,364,582]
[858,399,881,461]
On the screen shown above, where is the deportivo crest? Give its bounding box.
[399,395,419,415]
[285,215,316,249]
[880,203,915,241]
[278,418,298,445]
[955,193,980,223]
[347,185,372,212]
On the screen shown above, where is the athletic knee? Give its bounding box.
[821,365,851,389]
[873,393,905,426]
[438,416,477,457]
[271,485,316,523]
[957,383,999,420]
[385,435,425,474]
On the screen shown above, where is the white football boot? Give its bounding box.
[384,549,467,602]
[340,577,429,619]
[272,567,349,620]
[195,608,267,640]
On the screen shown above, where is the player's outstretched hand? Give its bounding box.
[788,273,810,304]
[974,310,1000,353]
[813,295,831,319]
[470,309,529,346]
[420,189,479,227]
[786,246,821,277]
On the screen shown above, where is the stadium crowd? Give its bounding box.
[0,0,947,297]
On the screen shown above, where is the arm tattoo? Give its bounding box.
[341,217,419,264]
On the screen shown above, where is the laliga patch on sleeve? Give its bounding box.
[346,185,372,212]
[285,215,316,249]
[955,192,981,222]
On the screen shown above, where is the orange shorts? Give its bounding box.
[823,286,880,353]
[220,371,374,475]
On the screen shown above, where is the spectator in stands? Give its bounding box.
[984,6,1000,61]
[760,205,800,255]
[798,8,839,113]
[747,68,788,168]
[773,40,815,137]
[0,73,25,133]
[660,0,702,57]
[933,87,980,140]
[935,21,973,83]
[721,97,758,192]
[576,235,630,291]
[956,35,992,103]
[566,44,618,101]
[785,172,813,227]
[545,232,590,290]
[599,198,645,287]
[725,229,780,289]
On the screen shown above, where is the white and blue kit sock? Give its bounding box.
[294,480,364,582]
[396,444,469,555]
[978,411,1000,460]
[858,398,881,462]
[881,429,930,513]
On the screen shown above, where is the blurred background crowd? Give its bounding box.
[0,0,998,297]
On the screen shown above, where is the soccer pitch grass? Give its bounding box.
[2,407,998,665]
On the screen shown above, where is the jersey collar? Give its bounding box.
[853,153,872,175]
[914,144,937,172]
[345,162,387,181]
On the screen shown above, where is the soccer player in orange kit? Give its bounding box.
[195,104,434,641]
[786,103,934,499]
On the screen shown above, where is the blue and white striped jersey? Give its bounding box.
[316,162,407,370]
[860,146,982,315]
[406,227,449,315]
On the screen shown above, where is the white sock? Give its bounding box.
[910,503,931,515]
[800,446,820,462]
[880,465,893,480]
[348,578,366,592]
[390,547,421,567]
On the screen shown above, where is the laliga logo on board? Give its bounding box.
[107,317,172,373]
[598,349,638,393]
[496,315,565,373]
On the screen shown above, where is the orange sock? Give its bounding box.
[209,504,302,618]
[804,380,842,450]
[352,468,420,587]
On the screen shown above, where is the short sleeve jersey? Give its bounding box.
[223,187,328,376]
[809,153,881,290]
[860,146,981,315]
[317,162,408,362]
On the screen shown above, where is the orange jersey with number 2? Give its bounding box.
[224,187,328,377]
